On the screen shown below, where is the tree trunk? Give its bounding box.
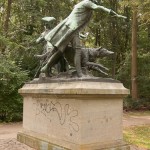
[4,0,12,34]
[147,23,150,51]
[95,28,101,46]
[131,9,138,100]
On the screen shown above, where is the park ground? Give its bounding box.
[0,111,150,150]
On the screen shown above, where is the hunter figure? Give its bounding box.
[40,0,126,77]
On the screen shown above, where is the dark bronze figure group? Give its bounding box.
[35,0,126,78]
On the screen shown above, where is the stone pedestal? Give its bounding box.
[17,78,130,150]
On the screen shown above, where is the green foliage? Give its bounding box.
[118,51,150,108]
[0,0,150,121]
[0,0,74,122]
[120,0,150,23]
[0,55,28,122]
[137,52,150,99]
[117,51,131,88]
[123,97,150,111]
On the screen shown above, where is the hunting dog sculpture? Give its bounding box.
[64,46,114,76]
[35,20,114,77]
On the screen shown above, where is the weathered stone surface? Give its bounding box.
[19,79,129,96]
[17,133,130,150]
[18,80,130,150]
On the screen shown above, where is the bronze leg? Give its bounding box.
[41,50,62,75]
[72,33,83,77]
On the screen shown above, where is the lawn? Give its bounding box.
[124,111,150,116]
[123,125,150,149]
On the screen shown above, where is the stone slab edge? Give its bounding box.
[19,81,129,96]
[17,132,130,150]
[17,132,69,150]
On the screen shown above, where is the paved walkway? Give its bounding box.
[0,113,150,150]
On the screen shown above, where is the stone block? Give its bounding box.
[18,79,130,150]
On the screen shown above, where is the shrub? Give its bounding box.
[123,96,150,111]
[0,55,28,122]
[117,52,150,110]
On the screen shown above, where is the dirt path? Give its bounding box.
[123,113,150,150]
[0,113,150,150]
[0,122,22,139]
[0,122,34,150]
[123,113,150,128]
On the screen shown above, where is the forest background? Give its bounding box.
[0,0,150,121]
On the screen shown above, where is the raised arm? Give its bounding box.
[84,1,111,13]
[84,1,127,19]
[95,5,127,19]
[95,5,111,13]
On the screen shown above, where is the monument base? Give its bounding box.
[17,78,130,150]
[17,132,130,150]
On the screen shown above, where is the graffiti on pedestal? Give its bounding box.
[33,99,79,133]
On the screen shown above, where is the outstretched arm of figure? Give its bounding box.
[95,5,127,19]
[95,5,111,13]
[84,1,111,13]
[85,1,127,19]
[97,6,127,19]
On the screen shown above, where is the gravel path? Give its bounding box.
[0,113,149,150]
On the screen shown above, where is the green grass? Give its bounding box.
[123,125,150,149]
[124,111,150,116]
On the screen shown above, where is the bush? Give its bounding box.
[117,51,150,110]
[0,55,28,122]
[123,96,150,111]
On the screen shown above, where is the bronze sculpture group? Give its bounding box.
[35,0,126,78]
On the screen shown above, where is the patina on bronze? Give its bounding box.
[35,0,126,78]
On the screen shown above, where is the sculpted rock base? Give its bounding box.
[17,78,130,150]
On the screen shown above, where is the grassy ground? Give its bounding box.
[123,111,150,149]
[124,111,150,116]
[123,125,150,149]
